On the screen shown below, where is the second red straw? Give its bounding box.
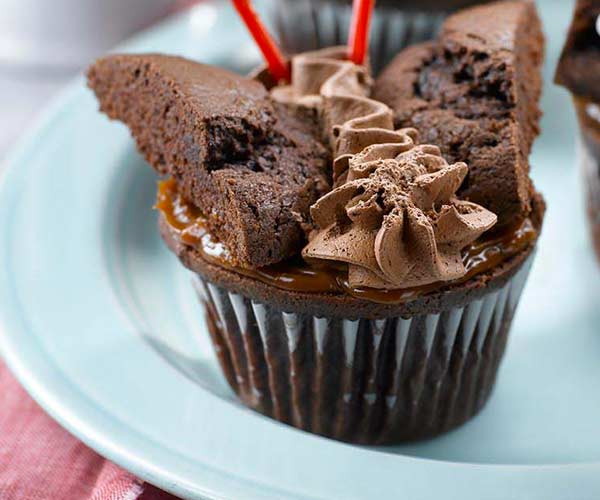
[348,0,376,65]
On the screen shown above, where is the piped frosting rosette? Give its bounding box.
[304,144,498,289]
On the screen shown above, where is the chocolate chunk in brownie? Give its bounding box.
[555,0,600,102]
[373,0,544,229]
[87,54,330,268]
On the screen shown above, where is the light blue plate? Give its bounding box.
[1,1,600,499]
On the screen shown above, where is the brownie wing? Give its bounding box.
[555,0,600,102]
[374,0,544,229]
[88,54,330,267]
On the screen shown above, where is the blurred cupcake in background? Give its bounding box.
[555,0,600,262]
[269,0,494,73]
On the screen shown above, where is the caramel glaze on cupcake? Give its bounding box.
[88,0,545,443]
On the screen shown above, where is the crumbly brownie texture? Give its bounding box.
[88,54,330,268]
[555,0,600,102]
[373,0,544,230]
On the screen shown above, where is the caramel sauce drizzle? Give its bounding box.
[157,178,538,304]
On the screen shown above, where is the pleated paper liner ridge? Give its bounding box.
[194,253,534,444]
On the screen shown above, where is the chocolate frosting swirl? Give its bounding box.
[303,144,498,289]
[271,46,412,183]
[273,47,497,289]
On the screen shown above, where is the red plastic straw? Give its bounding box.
[348,0,376,65]
[231,0,290,82]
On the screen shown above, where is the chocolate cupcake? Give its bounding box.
[555,0,600,262]
[87,0,545,444]
[269,0,494,73]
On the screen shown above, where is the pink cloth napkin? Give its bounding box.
[0,361,179,500]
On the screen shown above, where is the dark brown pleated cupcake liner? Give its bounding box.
[194,255,534,444]
[269,0,444,73]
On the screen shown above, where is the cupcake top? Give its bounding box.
[87,0,544,303]
[555,0,600,102]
